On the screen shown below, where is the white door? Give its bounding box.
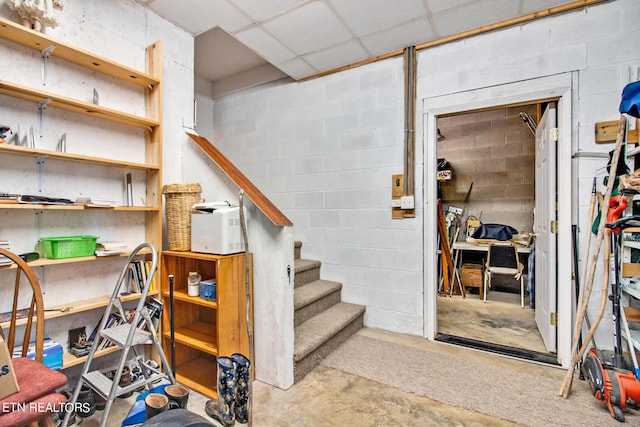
[534,103,557,353]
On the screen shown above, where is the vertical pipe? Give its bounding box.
[403,46,417,198]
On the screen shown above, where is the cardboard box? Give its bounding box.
[0,334,19,400]
[461,264,484,298]
[12,338,63,370]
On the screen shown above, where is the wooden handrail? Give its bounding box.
[187,132,293,227]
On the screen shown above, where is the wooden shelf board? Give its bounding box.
[0,248,153,270]
[162,289,218,309]
[175,358,217,399]
[0,290,159,328]
[0,204,158,211]
[0,17,159,89]
[163,321,218,355]
[623,263,640,278]
[624,306,640,323]
[0,143,159,170]
[162,250,224,262]
[62,345,121,369]
[0,80,159,129]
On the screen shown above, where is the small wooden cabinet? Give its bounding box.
[160,250,252,399]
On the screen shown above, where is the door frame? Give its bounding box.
[422,73,574,369]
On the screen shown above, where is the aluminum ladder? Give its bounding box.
[62,242,176,427]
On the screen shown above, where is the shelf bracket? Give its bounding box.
[36,155,48,191]
[37,98,52,141]
[41,44,56,86]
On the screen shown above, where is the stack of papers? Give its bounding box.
[76,197,116,208]
[0,240,11,265]
[95,241,127,256]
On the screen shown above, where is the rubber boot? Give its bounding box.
[205,356,237,426]
[232,353,251,424]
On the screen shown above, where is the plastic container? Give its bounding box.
[41,235,99,259]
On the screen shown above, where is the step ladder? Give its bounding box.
[62,243,176,427]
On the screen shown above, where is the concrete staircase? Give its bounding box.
[293,241,365,382]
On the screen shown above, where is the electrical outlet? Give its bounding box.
[400,195,414,209]
[391,199,401,207]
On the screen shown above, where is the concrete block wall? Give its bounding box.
[212,58,427,336]
[437,105,536,234]
[210,0,640,352]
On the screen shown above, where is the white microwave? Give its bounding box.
[190,206,246,255]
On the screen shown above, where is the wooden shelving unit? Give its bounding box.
[161,251,252,399]
[0,290,159,329]
[0,16,163,370]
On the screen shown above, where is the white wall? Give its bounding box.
[187,76,296,389]
[212,58,425,336]
[210,0,640,353]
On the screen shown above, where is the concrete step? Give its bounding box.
[293,302,365,382]
[294,258,321,288]
[294,280,342,326]
[294,240,302,260]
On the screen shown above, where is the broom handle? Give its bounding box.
[577,179,598,349]
[559,115,626,398]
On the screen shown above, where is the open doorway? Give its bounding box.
[422,73,575,369]
[434,102,556,363]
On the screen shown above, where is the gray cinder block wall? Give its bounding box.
[437,105,536,235]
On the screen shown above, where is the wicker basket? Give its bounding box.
[162,183,202,251]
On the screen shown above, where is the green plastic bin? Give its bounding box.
[40,235,99,259]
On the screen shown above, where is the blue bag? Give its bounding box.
[620,81,640,118]
[471,223,518,241]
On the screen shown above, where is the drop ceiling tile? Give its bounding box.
[276,57,318,80]
[432,0,520,37]
[264,1,353,56]
[235,25,297,64]
[231,0,306,21]
[425,0,477,14]
[304,40,370,72]
[360,18,434,56]
[146,0,250,35]
[329,0,427,37]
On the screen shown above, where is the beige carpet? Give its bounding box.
[322,332,640,426]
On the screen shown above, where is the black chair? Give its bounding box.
[483,242,525,307]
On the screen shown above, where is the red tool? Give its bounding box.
[583,348,640,422]
[607,196,627,233]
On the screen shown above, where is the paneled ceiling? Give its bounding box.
[137,0,601,96]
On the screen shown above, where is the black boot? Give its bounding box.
[77,385,96,418]
[232,353,251,424]
[205,356,237,426]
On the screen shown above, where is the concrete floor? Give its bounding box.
[73,327,553,426]
[437,290,550,355]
